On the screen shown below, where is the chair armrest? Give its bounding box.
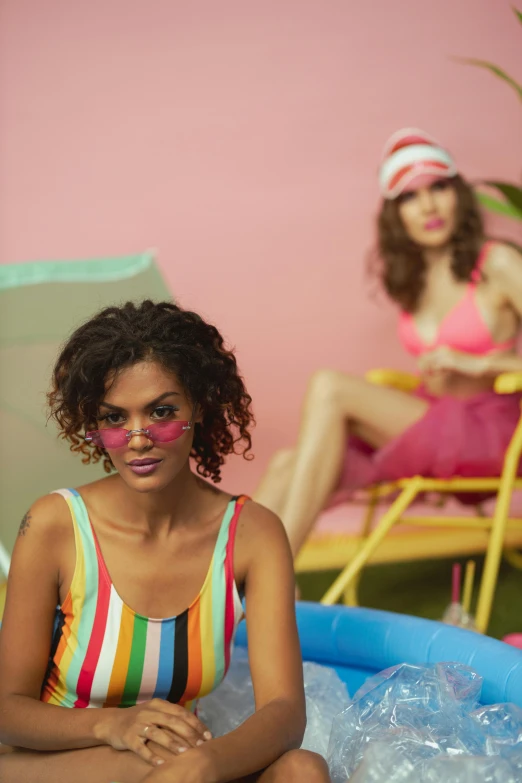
[365,368,421,393]
[494,372,522,395]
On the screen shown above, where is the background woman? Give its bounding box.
[256,128,522,556]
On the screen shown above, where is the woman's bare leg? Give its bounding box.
[0,744,333,783]
[234,749,331,782]
[256,749,330,781]
[0,745,151,783]
[253,449,296,517]
[253,448,303,597]
[277,370,429,555]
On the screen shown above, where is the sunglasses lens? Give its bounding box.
[86,429,127,449]
[148,421,189,442]
[85,422,189,448]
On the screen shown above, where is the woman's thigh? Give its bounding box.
[331,373,429,448]
[0,744,151,783]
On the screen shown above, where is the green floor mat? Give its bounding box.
[297,556,522,640]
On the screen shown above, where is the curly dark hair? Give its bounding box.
[48,300,255,482]
[372,174,485,312]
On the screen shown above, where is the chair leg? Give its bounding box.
[361,486,380,538]
[342,488,381,606]
[342,583,358,606]
[321,479,421,606]
[475,414,522,633]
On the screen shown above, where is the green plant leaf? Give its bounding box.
[482,181,522,212]
[514,6,522,24]
[476,191,522,220]
[455,57,522,101]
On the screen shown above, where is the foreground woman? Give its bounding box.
[0,300,330,783]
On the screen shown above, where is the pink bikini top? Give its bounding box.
[399,242,517,357]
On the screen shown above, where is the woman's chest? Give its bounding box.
[413,281,514,346]
[60,519,245,619]
[99,539,211,617]
[52,528,244,709]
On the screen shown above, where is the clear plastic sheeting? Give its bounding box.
[472,703,522,775]
[199,650,522,781]
[349,743,415,782]
[198,648,255,736]
[300,662,352,757]
[198,648,350,756]
[349,744,517,783]
[327,662,522,782]
[422,755,517,783]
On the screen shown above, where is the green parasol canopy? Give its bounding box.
[0,251,171,569]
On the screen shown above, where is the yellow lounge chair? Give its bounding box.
[295,369,522,634]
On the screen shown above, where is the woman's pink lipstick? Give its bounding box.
[127,458,162,475]
[425,218,445,230]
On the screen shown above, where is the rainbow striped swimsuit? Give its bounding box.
[41,489,245,711]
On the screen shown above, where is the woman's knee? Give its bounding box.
[306,369,347,408]
[272,749,330,781]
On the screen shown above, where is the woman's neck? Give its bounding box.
[421,244,453,269]
[108,465,211,534]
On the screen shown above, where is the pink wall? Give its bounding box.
[1,0,521,494]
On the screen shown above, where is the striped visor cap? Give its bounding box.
[379,128,458,200]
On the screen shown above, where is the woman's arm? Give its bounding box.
[168,503,306,783]
[418,244,522,379]
[484,243,522,375]
[0,494,107,749]
[418,347,522,377]
[484,352,522,374]
[0,495,211,765]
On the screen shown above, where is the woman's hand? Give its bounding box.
[95,698,212,767]
[418,347,488,377]
[141,749,217,782]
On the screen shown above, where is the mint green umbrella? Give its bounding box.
[0,252,171,567]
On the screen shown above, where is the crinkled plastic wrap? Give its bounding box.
[349,744,516,783]
[422,755,517,783]
[198,648,350,757]
[199,655,521,781]
[197,648,255,737]
[472,703,522,776]
[300,662,352,757]
[327,662,522,782]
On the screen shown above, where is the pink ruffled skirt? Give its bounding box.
[331,388,522,507]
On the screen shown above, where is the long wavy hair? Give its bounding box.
[48,300,255,482]
[373,175,485,312]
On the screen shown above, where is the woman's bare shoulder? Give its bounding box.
[486,241,522,272]
[235,499,289,551]
[15,491,71,546]
[484,242,522,300]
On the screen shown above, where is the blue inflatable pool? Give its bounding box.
[235,603,522,706]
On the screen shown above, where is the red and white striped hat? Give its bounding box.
[379,128,457,200]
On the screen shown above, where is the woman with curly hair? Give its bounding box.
[0,300,330,783]
[256,128,522,556]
